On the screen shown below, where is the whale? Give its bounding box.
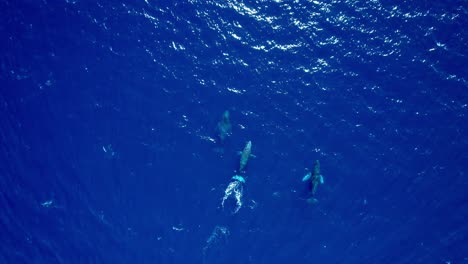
[239,141,253,172]
[302,160,324,200]
[216,110,232,142]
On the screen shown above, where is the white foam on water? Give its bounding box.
[221,180,243,213]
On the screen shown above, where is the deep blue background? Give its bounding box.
[1,0,467,263]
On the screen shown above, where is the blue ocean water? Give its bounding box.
[1,0,467,263]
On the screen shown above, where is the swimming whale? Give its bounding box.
[239,141,254,172]
[302,160,324,203]
[216,110,232,142]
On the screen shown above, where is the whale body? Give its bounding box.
[216,110,232,142]
[239,141,252,172]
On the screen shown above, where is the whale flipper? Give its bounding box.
[302,172,312,182]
